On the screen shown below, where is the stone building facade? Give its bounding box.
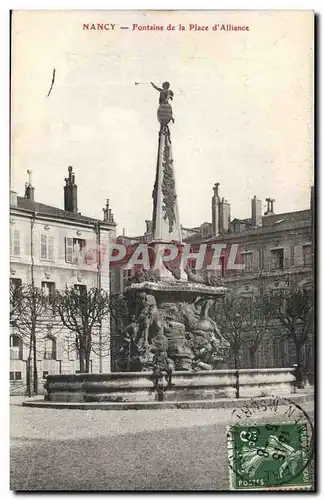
[10,168,116,395]
[185,185,314,375]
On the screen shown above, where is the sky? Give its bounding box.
[11,10,314,236]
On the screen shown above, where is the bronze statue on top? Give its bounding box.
[151,81,174,105]
[151,81,175,125]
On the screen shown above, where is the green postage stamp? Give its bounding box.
[227,422,313,491]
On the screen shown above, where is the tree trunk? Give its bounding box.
[32,330,38,394]
[26,356,31,398]
[250,348,256,369]
[79,347,85,373]
[234,350,240,398]
[85,334,91,373]
[26,335,33,397]
[294,341,304,389]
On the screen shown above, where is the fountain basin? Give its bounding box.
[44,368,296,403]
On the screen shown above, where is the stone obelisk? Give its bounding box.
[150,81,182,244]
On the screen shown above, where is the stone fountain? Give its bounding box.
[116,80,230,376]
[40,82,296,406]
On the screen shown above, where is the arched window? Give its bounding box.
[10,334,23,360]
[44,336,57,360]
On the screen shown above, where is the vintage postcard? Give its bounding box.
[10,10,314,491]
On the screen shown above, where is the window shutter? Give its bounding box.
[48,235,54,261]
[263,249,272,271]
[294,246,303,267]
[302,245,312,266]
[252,250,259,271]
[41,234,47,259]
[65,237,73,263]
[13,230,20,256]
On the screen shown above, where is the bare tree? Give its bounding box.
[271,288,313,387]
[109,294,131,372]
[54,287,110,373]
[243,294,273,368]
[215,294,250,397]
[10,283,49,395]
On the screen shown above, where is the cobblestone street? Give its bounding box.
[10,397,314,491]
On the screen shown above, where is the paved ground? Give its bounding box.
[10,397,314,491]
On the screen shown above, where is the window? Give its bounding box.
[43,371,49,379]
[259,249,264,270]
[40,234,54,261]
[242,252,253,272]
[200,225,210,238]
[44,336,56,360]
[15,372,22,381]
[270,249,284,270]
[10,278,22,288]
[303,245,312,266]
[65,238,86,264]
[11,229,20,256]
[84,248,99,266]
[74,284,87,295]
[10,335,23,360]
[122,268,133,286]
[41,281,56,297]
[188,260,196,272]
[10,372,14,381]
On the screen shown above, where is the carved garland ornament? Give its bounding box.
[161,126,177,233]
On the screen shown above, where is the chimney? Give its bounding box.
[211,182,220,237]
[64,166,78,213]
[251,195,262,227]
[10,191,18,206]
[264,197,275,216]
[102,198,115,224]
[24,170,35,201]
[219,197,231,234]
[145,220,152,233]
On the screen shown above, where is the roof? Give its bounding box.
[11,196,115,227]
[199,219,312,244]
[184,214,311,244]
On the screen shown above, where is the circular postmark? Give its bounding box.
[227,396,314,490]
